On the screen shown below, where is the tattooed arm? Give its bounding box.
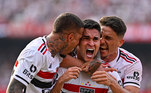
[6,78,26,93]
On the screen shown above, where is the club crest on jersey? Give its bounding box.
[80,87,94,93]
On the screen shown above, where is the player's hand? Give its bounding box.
[91,71,117,86]
[58,67,82,83]
[81,60,101,75]
[81,61,90,72]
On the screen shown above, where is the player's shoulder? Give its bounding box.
[119,48,141,64]
[26,36,47,54]
[26,37,44,49]
[19,37,48,57]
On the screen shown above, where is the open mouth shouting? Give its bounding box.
[100,46,108,58]
[86,48,94,58]
[100,47,108,51]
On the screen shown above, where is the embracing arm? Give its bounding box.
[108,78,130,93]
[119,60,142,93]
[6,78,26,93]
[60,55,84,68]
[109,81,139,93]
[124,86,139,93]
[50,77,65,93]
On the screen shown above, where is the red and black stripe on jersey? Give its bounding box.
[120,50,137,64]
[14,59,58,88]
[63,83,108,93]
[122,78,140,87]
[38,39,47,55]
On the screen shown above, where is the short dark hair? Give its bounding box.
[53,13,84,33]
[99,16,126,37]
[83,19,100,33]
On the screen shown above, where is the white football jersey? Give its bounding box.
[57,67,122,93]
[107,48,142,88]
[10,36,63,93]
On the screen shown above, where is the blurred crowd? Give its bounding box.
[0,0,151,38]
[0,0,151,24]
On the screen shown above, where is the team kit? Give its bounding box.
[7,13,142,93]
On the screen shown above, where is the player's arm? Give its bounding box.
[50,67,81,93]
[91,69,134,93]
[107,74,130,93]
[60,55,84,68]
[106,71,140,93]
[109,83,130,93]
[108,77,140,93]
[124,86,139,93]
[108,81,139,93]
[6,78,26,93]
[109,62,141,93]
[91,71,130,93]
[122,61,142,93]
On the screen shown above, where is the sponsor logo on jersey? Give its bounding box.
[30,64,37,72]
[23,69,33,79]
[80,87,94,93]
[22,64,36,79]
[127,71,140,81]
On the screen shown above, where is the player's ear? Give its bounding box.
[67,33,74,42]
[118,39,124,47]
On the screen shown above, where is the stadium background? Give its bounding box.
[0,0,151,93]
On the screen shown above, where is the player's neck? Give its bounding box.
[102,52,118,63]
[76,50,86,63]
[46,34,64,57]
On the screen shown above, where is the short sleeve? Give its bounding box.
[108,71,123,86]
[124,61,142,88]
[13,49,44,86]
[56,67,67,80]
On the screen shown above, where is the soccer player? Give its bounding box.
[6,12,84,93]
[93,16,142,93]
[51,19,122,93]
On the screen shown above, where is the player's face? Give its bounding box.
[78,28,100,62]
[71,28,84,50]
[100,26,124,62]
[62,28,84,55]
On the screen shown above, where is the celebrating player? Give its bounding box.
[94,16,142,93]
[6,12,84,93]
[51,19,122,93]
